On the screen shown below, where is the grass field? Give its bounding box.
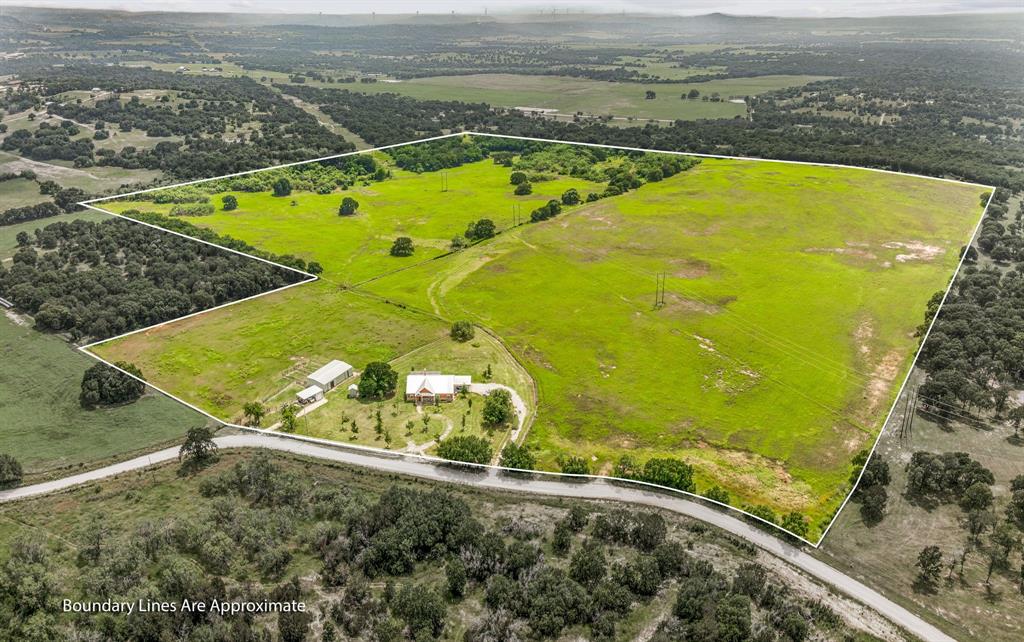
[104,160,603,285]
[345,73,830,121]
[0,313,205,474]
[91,282,450,422]
[88,142,985,538]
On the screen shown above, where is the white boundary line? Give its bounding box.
[71,131,997,547]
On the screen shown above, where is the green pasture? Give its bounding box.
[91,282,449,422]
[88,146,985,537]
[102,159,603,285]
[342,73,830,121]
[365,157,985,532]
[0,314,204,474]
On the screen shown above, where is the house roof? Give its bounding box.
[307,360,353,386]
[405,373,472,396]
[297,385,323,401]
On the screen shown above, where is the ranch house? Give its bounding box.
[405,372,472,404]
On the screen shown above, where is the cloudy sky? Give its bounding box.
[7,0,1023,17]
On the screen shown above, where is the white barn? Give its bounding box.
[307,360,353,391]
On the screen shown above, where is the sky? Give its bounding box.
[7,0,1023,18]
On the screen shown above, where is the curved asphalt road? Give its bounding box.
[0,434,952,642]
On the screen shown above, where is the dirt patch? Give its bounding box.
[662,292,720,315]
[854,317,873,357]
[4,309,28,326]
[863,349,904,417]
[668,257,710,279]
[883,240,944,262]
[805,246,878,259]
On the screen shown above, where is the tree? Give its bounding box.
[560,456,590,475]
[860,484,888,525]
[1006,490,1024,529]
[1009,405,1024,439]
[339,196,359,215]
[392,583,447,638]
[687,88,700,99]
[780,512,809,538]
[499,443,536,470]
[437,435,492,464]
[482,389,514,427]
[960,481,994,512]
[450,320,475,342]
[221,194,237,211]
[280,404,298,433]
[15,231,30,247]
[640,457,695,492]
[645,90,657,100]
[703,486,731,505]
[243,401,266,427]
[0,453,23,488]
[915,545,943,592]
[79,361,145,408]
[465,218,496,241]
[514,182,532,196]
[446,558,467,598]
[358,362,398,399]
[306,261,324,275]
[561,188,580,205]
[569,540,606,588]
[271,177,291,196]
[178,426,218,473]
[390,236,414,256]
[509,171,528,185]
[715,593,752,642]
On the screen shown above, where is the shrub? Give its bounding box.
[450,320,475,342]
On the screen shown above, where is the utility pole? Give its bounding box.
[654,273,666,308]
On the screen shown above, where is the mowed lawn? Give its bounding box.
[102,160,604,285]
[369,158,985,533]
[91,281,450,422]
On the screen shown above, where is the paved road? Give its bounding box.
[0,434,953,642]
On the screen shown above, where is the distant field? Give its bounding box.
[89,142,985,537]
[345,73,831,120]
[0,149,163,194]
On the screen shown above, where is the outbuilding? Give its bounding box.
[296,385,324,404]
[307,360,354,391]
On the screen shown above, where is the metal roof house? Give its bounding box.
[405,372,471,404]
[307,360,354,391]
